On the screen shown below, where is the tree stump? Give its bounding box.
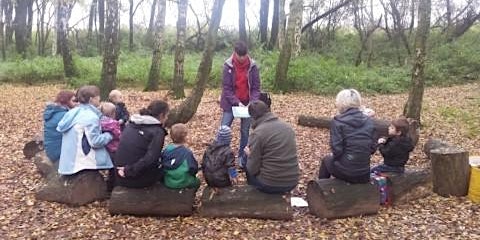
[23,134,43,159]
[306,179,380,219]
[109,183,197,217]
[382,169,431,205]
[36,170,109,206]
[430,146,470,197]
[198,185,293,220]
[33,151,57,179]
[423,138,450,159]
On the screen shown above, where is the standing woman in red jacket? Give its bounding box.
[219,41,261,168]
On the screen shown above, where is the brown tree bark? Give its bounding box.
[165,0,225,127]
[109,183,197,217]
[238,0,247,42]
[144,0,166,92]
[199,186,293,220]
[307,179,380,219]
[36,170,109,206]
[99,0,120,99]
[259,0,269,45]
[403,0,431,122]
[268,0,280,49]
[57,0,77,78]
[172,0,188,99]
[273,0,303,92]
[97,0,104,55]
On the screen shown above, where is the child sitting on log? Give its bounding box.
[161,123,200,189]
[372,117,414,174]
[202,126,238,188]
[109,89,130,131]
[99,102,121,161]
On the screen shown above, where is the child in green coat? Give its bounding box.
[161,123,200,189]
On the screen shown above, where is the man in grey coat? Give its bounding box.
[244,101,299,194]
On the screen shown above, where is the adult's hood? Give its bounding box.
[334,108,369,128]
[251,112,277,129]
[129,114,162,125]
[43,103,68,121]
[56,104,100,133]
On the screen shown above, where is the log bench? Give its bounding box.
[109,183,197,217]
[36,170,109,206]
[23,134,44,159]
[307,169,431,219]
[198,185,293,220]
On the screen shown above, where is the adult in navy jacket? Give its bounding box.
[219,41,261,168]
[318,89,376,183]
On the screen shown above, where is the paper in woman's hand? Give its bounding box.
[232,106,250,118]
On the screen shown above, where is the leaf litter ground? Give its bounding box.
[0,83,479,239]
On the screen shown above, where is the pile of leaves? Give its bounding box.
[0,83,479,239]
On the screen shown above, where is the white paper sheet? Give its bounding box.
[290,197,309,207]
[232,106,250,118]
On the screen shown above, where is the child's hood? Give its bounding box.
[43,103,68,121]
[162,145,190,169]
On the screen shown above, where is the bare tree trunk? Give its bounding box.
[0,0,5,60]
[238,0,247,42]
[87,0,97,41]
[144,0,166,92]
[129,0,134,51]
[97,0,104,55]
[273,0,303,92]
[259,0,269,45]
[99,0,120,99]
[14,0,29,57]
[146,0,158,44]
[165,0,225,127]
[268,0,279,49]
[172,0,188,99]
[278,0,285,50]
[57,0,77,78]
[403,0,431,122]
[26,0,33,42]
[4,0,12,46]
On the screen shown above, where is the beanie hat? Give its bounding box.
[216,125,232,146]
[55,90,75,106]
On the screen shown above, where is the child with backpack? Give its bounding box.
[202,126,238,188]
[161,123,200,189]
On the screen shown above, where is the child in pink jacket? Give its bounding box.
[100,102,121,160]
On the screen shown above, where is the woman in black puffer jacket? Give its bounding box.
[318,89,376,183]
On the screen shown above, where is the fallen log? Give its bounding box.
[36,170,109,206]
[198,185,293,220]
[307,169,431,219]
[382,169,431,205]
[109,183,197,217]
[33,151,57,179]
[23,134,44,159]
[307,179,380,219]
[297,115,420,145]
[430,146,470,197]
